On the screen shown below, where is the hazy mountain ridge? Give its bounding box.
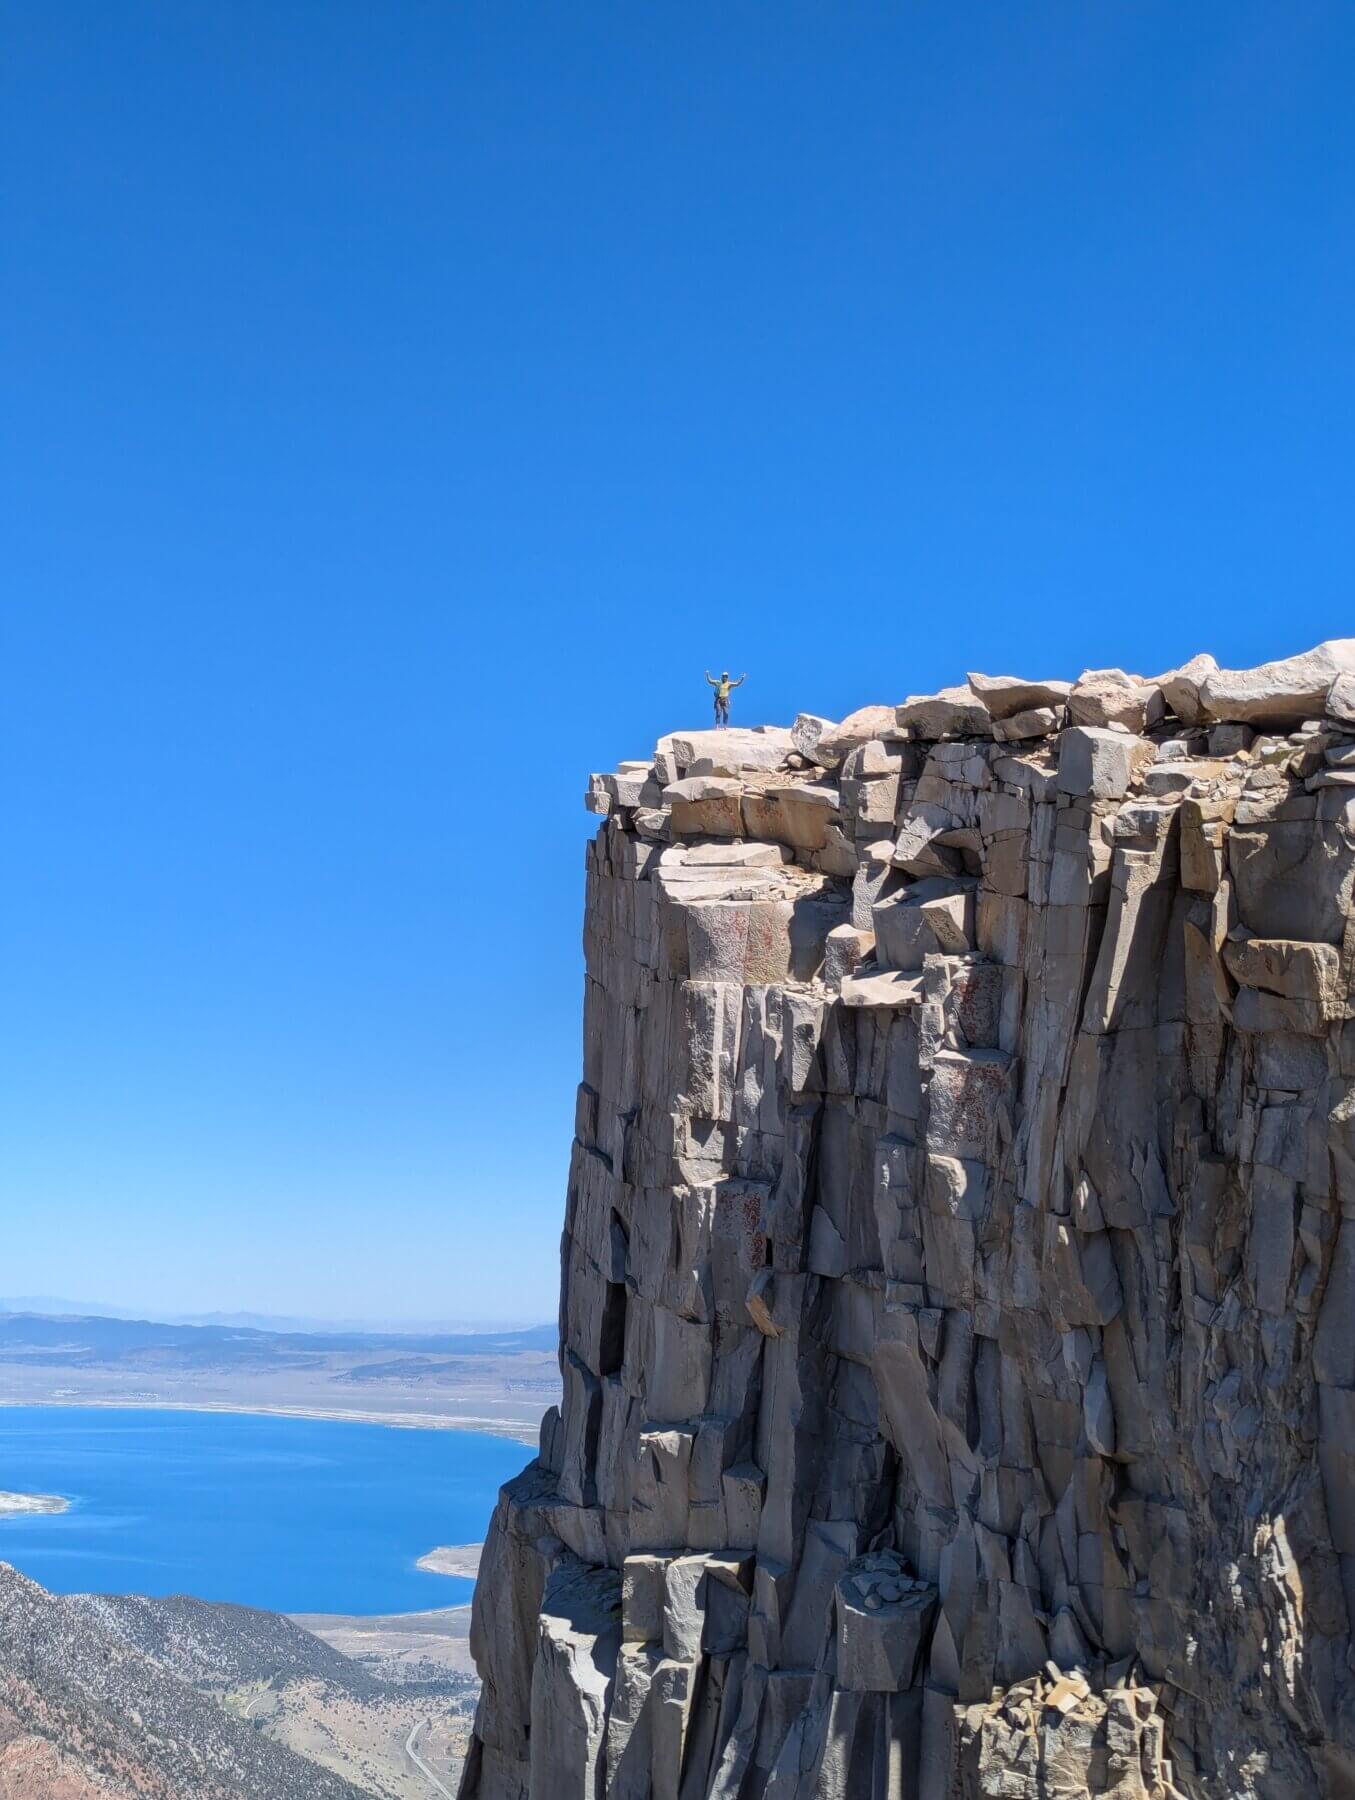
[0,1301,546,1335]
[0,1310,559,1436]
[0,1311,556,1361]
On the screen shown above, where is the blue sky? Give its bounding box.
[3,1,1353,1322]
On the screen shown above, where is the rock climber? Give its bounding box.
[705,669,746,727]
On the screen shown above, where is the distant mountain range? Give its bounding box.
[0,1308,559,1438]
[0,1310,556,1359]
[0,1297,549,1335]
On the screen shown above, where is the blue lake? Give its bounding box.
[0,1406,526,1615]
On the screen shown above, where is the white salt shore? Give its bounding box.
[416,1542,482,1579]
[0,1490,68,1517]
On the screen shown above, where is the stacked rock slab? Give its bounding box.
[460,643,1355,1800]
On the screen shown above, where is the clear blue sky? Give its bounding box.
[3,2,1353,1323]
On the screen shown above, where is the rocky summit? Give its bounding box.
[459,640,1355,1800]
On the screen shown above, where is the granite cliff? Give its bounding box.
[460,641,1355,1799]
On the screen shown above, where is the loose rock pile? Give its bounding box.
[459,641,1355,1799]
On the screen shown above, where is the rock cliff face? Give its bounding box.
[459,642,1355,1799]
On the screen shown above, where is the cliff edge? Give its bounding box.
[459,641,1355,1799]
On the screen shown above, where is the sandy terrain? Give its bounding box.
[292,1605,477,1681]
[0,1367,553,1445]
[223,1675,474,1800]
[0,1394,543,1445]
[259,1607,480,1795]
[0,1311,558,1445]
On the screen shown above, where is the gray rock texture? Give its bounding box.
[462,641,1355,1799]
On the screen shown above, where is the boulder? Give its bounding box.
[842,739,910,778]
[790,714,833,761]
[895,685,991,738]
[1141,757,1227,797]
[1154,650,1219,725]
[1207,721,1255,756]
[806,705,901,769]
[1067,667,1162,733]
[990,705,1063,743]
[966,671,1071,720]
[668,727,793,774]
[1199,639,1355,725]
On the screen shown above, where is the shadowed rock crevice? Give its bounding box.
[462,642,1355,1799]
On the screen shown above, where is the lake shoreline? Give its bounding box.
[0,1396,540,1447]
[416,1542,483,1579]
[0,1404,522,1618]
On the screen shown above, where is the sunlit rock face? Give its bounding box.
[459,644,1355,1800]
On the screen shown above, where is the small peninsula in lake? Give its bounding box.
[417,1541,483,1579]
[0,1490,68,1517]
